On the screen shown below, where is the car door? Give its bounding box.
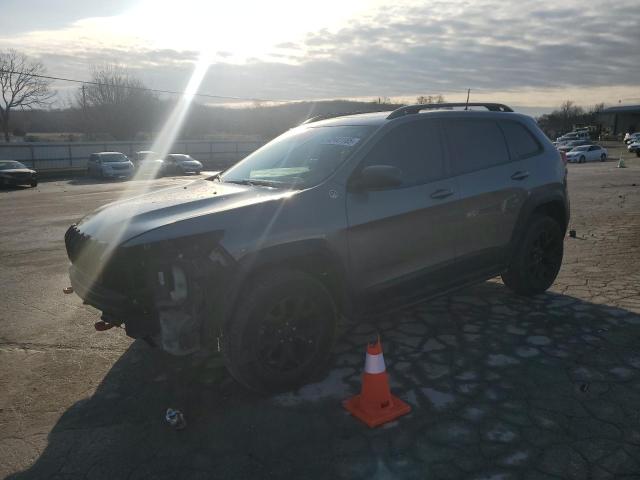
[443,118,539,273]
[588,145,600,161]
[87,154,96,175]
[346,119,461,292]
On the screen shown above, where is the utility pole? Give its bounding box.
[81,84,88,140]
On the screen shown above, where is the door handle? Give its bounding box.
[511,171,530,181]
[430,188,454,199]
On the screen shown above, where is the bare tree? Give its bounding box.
[416,94,445,105]
[0,50,53,142]
[76,64,158,140]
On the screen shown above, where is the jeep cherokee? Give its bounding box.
[64,102,569,392]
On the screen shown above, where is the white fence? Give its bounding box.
[0,140,265,173]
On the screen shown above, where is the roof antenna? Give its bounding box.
[464,88,471,110]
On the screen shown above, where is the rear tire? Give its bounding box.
[502,215,564,296]
[579,155,586,163]
[31,180,37,187]
[222,269,337,393]
[600,154,606,162]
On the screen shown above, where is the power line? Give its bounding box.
[0,67,481,104]
[0,68,278,103]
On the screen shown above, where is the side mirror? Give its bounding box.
[350,165,402,191]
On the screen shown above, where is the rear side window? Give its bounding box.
[499,121,542,160]
[444,119,510,175]
[359,120,444,186]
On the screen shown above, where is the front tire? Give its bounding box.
[222,269,337,393]
[502,215,564,296]
[579,155,586,163]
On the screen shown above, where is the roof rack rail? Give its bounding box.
[386,102,513,120]
[300,110,391,125]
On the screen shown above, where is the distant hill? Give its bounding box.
[182,99,403,140]
[9,99,404,142]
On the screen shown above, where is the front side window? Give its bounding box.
[222,124,375,188]
[444,119,510,175]
[357,120,445,187]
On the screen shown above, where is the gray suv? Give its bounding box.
[65,102,569,392]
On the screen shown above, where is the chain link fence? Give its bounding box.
[0,140,265,173]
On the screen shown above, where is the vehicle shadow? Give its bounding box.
[9,281,640,479]
[0,185,32,193]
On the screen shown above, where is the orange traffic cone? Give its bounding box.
[343,337,411,428]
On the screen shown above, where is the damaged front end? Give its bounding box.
[65,225,234,355]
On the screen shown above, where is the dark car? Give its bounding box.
[65,102,569,392]
[0,160,37,187]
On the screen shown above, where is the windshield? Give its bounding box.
[100,153,128,163]
[571,146,590,152]
[137,151,157,161]
[221,124,375,188]
[169,155,192,162]
[0,161,27,170]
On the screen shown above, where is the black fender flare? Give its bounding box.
[507,184,569,264]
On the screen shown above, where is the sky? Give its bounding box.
[1,0,639,115]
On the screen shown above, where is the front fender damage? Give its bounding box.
[148,248,232,356]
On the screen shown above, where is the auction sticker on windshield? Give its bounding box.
[321,137,361,147]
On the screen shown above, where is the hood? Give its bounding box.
[76,179,296,245]
[0,168,35,175]
[103,161,132,166]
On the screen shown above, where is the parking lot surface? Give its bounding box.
[1,157,640,479]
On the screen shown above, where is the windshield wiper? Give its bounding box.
[225,179,281,187]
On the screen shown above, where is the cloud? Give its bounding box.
[2,0,639,107]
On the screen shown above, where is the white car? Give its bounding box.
[566,145,608,163]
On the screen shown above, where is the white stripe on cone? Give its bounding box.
[364,352,386,374]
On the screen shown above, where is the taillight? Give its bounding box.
[560,151,568,165]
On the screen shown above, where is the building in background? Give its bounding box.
[599,105,640,137]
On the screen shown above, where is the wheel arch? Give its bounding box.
[219,240,349,331]
[508,189,569,264]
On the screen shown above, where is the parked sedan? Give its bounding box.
[87,152,134,179]
[627,141,640,156]
[162,154,203,175]
[624,132,640,144]
[558,140,592,153]
[0,160,37,187]
[134,151,165,177]
[566,145,608,163]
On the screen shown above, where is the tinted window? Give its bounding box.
[444,119,510,175]
[499,121,542,160]
[359,120,444,186]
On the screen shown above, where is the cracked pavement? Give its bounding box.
[1,153,640,479]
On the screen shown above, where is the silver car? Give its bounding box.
[162,154,203,175]
[87,152,134,179]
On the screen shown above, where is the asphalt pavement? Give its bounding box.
[1,158,640,480]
